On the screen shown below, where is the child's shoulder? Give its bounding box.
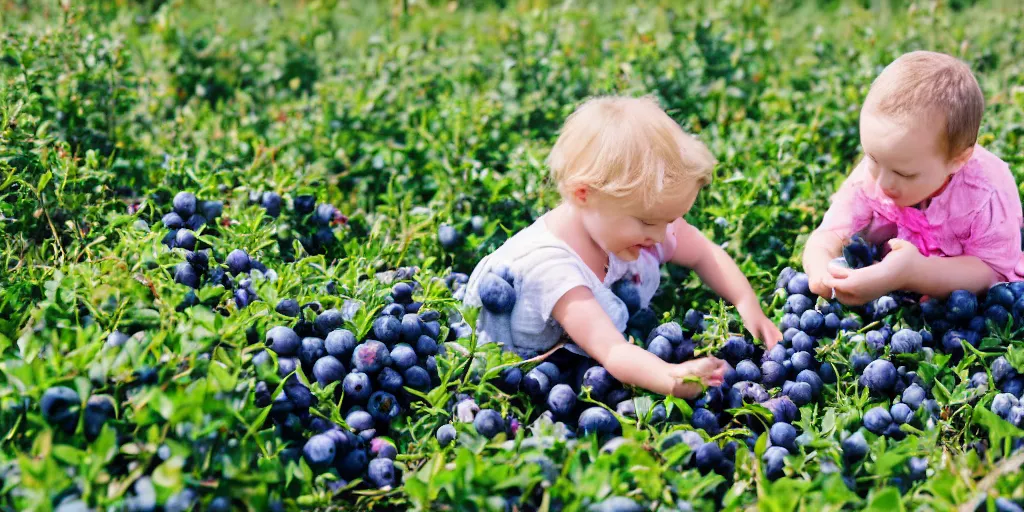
[958,145,1016,196]
[463,218,597,306]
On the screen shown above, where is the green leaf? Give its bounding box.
[865,487,904,512]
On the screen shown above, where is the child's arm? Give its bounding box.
[552,286,727,399]
[824,239,996,304]
[669,219,782,347]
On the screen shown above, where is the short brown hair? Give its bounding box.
[865,51,984,159]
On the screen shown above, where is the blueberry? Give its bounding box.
[760,361,786,389]
[992,393,1019,419]
[770,422,798,452]
[199,200,223,220]
[277,299,299,319]
[455,398,480,423]
[645,335,673,361]
[316,309,345,338]
[861,359,897,395]
[473,409,505,439]
[347,410,375,431]
[970,371,989,389]
[522,369,551,401]
[787,273,811,296]
[385,344,415,371]
[173,263,200,288]
[260,191,282,217]
[764,344,787,364]
[720,337,753,362]
[942,330,970,357]
[351,341,391,374]
[865,330,887,351]
[371,436,398,460]
[901,384,927,410]
[496,367,522,394]
[162,212,184,229]
[736,360,761,382]
[83,395,115,441]
[313,203,338,226]
[184,214,206,231]
[695,442,723,475]
[284,381,315,409]
[264,327,299,356]
[907,457,928,481]
[312,356,346,387]
[546,384,578,419]
[691,408,719,434]
[946,290,978,324]
[920,298,945,320]
[376,367,404,394]
[988,283,1016,309]
[172,191,197,218]
[840,316,862,332]
[577,407,621,437]
[367,458,396,488]
[581,366,616,401]
[336,447,369,480]
[764,396,799,425]
[277,357,299,379]
[391,282,414,304]
[992,357,1018,384]
[324,329,357,361]
[437,424,457,447]
[986,304,1011,330]
[683,309,706,333]
[343,372,372,403]
[294,195,316,215]
[611,278,642,315]
[777,267,797,290]
[403,366,431,391]
[799,310,824,335]
[824,313,841,332]
[890,402,914,424]
[648,322,685,345]
[785,294,814,316]
[763,446,789,480]
[786,382,813,406]
[415,335,438,357]
[1001,376,1024,396]
[842,431,869,462]
[797,370,824,397]
[871,295,898,319]
[779,313,800,333]
[223,249,249,275]
[791,351,814,373]
[366,316,400,346]
[422,320,441,340]
[851,352,872,373]
[890,329,923,355]
[863,406,892,435]
[438,224,460,249]
[479,272,516,314]
[368,391,401,423]
[299,337,326,367]
[792,332,816,353]
[303,434,337,470]
[843,235,873,269]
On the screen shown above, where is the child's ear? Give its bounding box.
[571,184,590,205]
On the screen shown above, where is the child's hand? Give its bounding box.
[807,269,833,299]
[670,356,728,390]
[737,300,783,349]
[824,239,921,305]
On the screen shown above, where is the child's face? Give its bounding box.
[579,185,699,262]
[859,106,966,207]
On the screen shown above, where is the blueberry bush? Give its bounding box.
[3,1,1024,510]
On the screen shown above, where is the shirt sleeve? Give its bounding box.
[818,160,875,237]
[518,247,595,324]
[962,193,1023,281]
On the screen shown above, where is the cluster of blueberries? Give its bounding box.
[249,190,347,254]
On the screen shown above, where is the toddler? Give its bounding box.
[804,51,1023,306]
[463,96,781,399]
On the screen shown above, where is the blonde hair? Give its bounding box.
[546,95,716,207]
[865,51,984,159]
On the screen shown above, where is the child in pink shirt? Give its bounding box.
[803,51,1024,306]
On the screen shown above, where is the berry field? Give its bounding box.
[3,1,1024,510]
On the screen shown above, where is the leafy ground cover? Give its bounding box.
[3,0,1024,510]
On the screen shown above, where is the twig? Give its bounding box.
[958,449,1024,512]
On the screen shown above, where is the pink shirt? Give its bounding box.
[819,145,1024,282]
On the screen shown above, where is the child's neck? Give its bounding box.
[544,203,609,281]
